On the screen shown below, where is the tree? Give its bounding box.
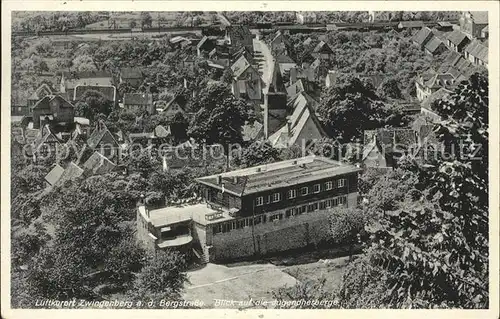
[377,77,403,100]
[329,207,365,259]
[129,21,137,29]
[72,54,97,72]
[129,250,187,304]
[317,76,400,142]
[169,112,189,144]
[337,73,489,308]
[232,140,281,168]
[188,82,249,155]
[75,89,115,121]
[140,12,153,28]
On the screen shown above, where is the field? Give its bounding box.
[84,12,215,29]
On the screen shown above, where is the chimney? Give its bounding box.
[233,176,239,184]
[216,175,222,185]
[290,67,297,85]
[286,116,292,137]
[138,194,149,218]
[183,78,188,89]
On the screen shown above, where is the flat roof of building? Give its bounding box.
[140,203,234,227]
[196,155,362,196]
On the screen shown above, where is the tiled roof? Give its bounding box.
[196,156,361,196]
[276,55,295,64]
[464,40,488,63]
[33,95,74,111]
[231,55,252,79]
[241,121,264,142]
[120,67,142,79]
[312,41,333,54]
[63,71,113,89]
[45,164,65,186]
[74,85,116,102]
[424,37,445,53]
[28,83,53,101]
[87,123,119,149]
[57,162,84,185]
[123,93,153,105]
[412,27,434,45]
[82,151,116,175]
[269,93,324,148]
[446,30,469,46]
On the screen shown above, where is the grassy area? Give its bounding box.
[85,12,215,29]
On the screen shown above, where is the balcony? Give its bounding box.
[156,234,193,249]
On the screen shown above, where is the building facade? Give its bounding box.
[136,156,362,262]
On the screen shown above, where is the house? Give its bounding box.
[412,27,435,49]
[270,30,289,55]
[157,91,187,119]
[60,71,114,101]
[32,95,75,129]
[424,37,448,56]
[436,21,454,32]
[30,125,64,161]
[27,83,54,113]
[325,70,337,88]
[446,30,471,52]
[268,92,325,148]
[463,40,488,67]
[86,121,121,162]
[398,21,425,29]
[81,151,117,176]
[11,89,30,116]
[311,41,333,60]
[73,85,117,103]
[119,67,143,87]
[480,25,488,39]
[276,55,298,79]
[44,164,65,187]
[226,25,253,53]
[123,93,155,115]
[459,11,488,39]
[420,87,453,121]
[362,128,417,169]
[415,70,456,101]
[230,55,262,101]
[196,36,216,57]
[231,46,254,64]
[169,36,192,49]
[182,56,196,71]
[208,46,230,66]
[296,12,317,24]
[241,121,264,143]
[136,155,362,262]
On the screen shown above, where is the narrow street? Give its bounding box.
[253,36,274,93]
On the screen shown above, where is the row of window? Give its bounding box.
[212,195,348,235]
[255,178,347,206]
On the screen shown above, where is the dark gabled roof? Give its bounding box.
[45,164,65,186]
[33,95,74,111]
[446,30,470,46]
[228,25,252,47]
[82,151,116,175]
[412,27,434,45]
[74,85,116,102]
[28,83,53,101]
[312,41,333,54]
[424,37,446,53]
[87,124,119,149]
[231,55,252,78]
[276,55,296,64]
[123,93,153,105]
[120,67,142,79]
[464,40,488,63]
